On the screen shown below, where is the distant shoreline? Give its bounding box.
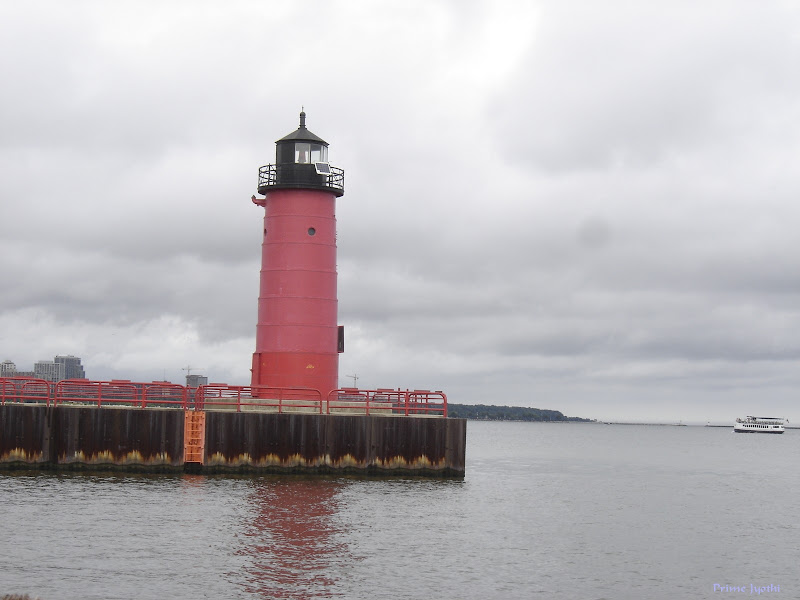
[447,403,592,422]
[448,406,796,427]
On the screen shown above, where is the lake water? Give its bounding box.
[1,421,797,599]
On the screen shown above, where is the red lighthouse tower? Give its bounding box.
[250,111,345,401]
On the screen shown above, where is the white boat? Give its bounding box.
[733,416,786,434]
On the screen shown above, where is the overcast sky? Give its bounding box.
[2,0,799,423]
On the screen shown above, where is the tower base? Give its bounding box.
[251,352,338,400]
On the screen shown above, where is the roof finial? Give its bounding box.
[299,108,306,128]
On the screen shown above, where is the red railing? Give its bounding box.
[54,379,139,408]
[53,380,190,409]
[0,377,447,417]
[195,384,324,413]
[0,377,51,405]
[406,389,448,417]
[0,377,188,409]
[326,388,448,417]
[142,383,189,409]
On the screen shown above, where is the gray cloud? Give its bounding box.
[2,1,800,422]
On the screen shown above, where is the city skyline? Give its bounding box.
[2,354,86,382]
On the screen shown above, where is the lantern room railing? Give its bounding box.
[257,163,344,196]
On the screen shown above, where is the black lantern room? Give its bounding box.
[257,111,345,197]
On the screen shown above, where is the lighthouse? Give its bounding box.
[250,111,345,401]
[0,109,465,476]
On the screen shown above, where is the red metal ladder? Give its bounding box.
[183,411,206,464]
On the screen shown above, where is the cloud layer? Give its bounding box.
[3,1,800,422]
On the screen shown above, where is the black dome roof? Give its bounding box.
[276,111,328,145]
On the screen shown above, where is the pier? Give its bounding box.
[0,377,466,476]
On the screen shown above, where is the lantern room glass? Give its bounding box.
[310,144,327,163]
[295,142,327,164]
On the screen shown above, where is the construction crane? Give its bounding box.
[182,365,205,386]
[182,365,205,376]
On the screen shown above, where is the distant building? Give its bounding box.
[34,360,65,382]
[2,355,86,382]
[186,374,208,388]
[1,360,17,376]
[55,355,86,380]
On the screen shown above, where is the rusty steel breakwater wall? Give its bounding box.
[0,405,466,476]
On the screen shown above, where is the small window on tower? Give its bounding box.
[308,227,316,236]
[295,143,310,163]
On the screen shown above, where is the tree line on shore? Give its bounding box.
[447,403,592,422]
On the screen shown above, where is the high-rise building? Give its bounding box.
[55,355,86,380]
[1,360,17,376]
[34,360,65,382]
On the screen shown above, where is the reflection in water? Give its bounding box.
[236,478,354,599]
